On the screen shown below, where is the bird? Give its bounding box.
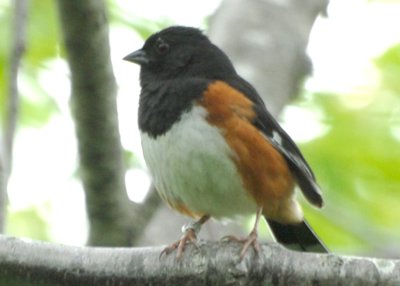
[123,26,328,259]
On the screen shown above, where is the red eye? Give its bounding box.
[156,38,169,54]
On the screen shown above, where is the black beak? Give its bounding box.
[123,49,149,65]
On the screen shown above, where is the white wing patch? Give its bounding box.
[272,130,283,145]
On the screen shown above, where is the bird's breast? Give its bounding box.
[140,105,257,218]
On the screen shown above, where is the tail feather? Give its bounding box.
[266,218,328,253]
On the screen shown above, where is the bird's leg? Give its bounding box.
[239,207,263,259]
[223,207,263,260]
[161,214,210,259]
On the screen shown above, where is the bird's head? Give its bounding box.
[124,26,236,84]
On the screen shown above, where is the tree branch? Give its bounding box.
[0,0,28,233]
[0,235,398,285]
[56,0,140,246]
[209,0,328,117]
[0,157,5,233]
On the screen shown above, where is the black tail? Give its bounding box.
[266,218,328,253]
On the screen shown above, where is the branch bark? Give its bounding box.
[56,0,154,246]
[0,156,5,233]
[0,0,28,233]
[0,235,398,285]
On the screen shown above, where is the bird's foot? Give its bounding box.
[160,215,209,259]
[223,229,261,260]
[160,227,198,259]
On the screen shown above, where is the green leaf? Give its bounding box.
[1,0,60,127]
[25,0,59,65]
[6,204,51,241]
[375,44,400,95]
[295,87,400,254]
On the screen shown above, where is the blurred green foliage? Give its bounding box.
[376,44,400,95]
[25,0,59,64]
[0,1,12,119]
[0,0,58,127]
[6,203,51,241]
[299,44,400,257]
[107,0,173,39]
[1,0,60,242]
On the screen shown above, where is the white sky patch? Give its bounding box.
[307,0,400,94]
[37,59,71,116]
[391,126,400,143]
[280,106,329,143]
[48,180,88,245]
[114,0,221,28]
[111,25,144,159]
[126,168,152,203]
[7,116,78,209]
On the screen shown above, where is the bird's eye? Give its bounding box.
[155,38,169,54]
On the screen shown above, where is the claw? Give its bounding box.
[223,230,261,260]
[222,207,264,260]
[160,228,198,259]
[239,229,261,260]
[160,215,210,260]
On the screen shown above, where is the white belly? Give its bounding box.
[141,106,257,218]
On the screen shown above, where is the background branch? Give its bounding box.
[56,0,161,246]
[0,235,398,286]
[0,0,28,233]
[210,0,328,117]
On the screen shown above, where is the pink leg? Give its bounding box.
[161,215,210,259]
[224,207,263,260]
